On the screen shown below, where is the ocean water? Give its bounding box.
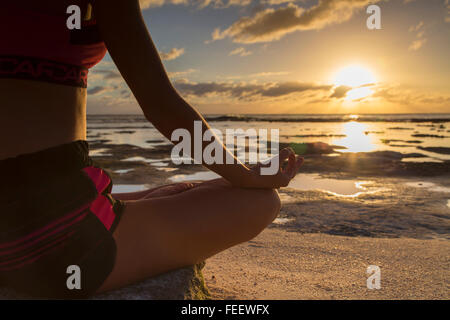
[87,114,450,163]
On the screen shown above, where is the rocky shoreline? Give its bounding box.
[90,140,450,240]
[0,263,210,300]
[90,140,450,180]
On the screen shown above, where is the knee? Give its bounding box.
[259,188,281,223]
[244,188,281,239]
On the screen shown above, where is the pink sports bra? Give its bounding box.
[0,1,107,88]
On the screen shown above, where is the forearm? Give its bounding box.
[143,92,251,184]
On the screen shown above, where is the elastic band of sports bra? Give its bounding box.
[0,55,88,88]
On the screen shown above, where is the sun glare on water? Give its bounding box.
[333,121,376,153]
[333,65,376,101]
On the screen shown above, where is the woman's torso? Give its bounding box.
[0,79,87,160]
[0,1,106,160]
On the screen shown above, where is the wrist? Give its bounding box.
[206,161,252,187]
[229,164,254,187]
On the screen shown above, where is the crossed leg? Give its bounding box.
[97,179,280,293]
[111,182,199,201]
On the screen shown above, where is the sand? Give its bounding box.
[203,228,450,299]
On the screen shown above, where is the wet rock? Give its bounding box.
[0,263,210,300]
[417,147,450,155]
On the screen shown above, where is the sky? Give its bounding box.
[87,0,450,115]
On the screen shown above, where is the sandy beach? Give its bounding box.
[203,229,449,299]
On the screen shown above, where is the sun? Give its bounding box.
[332,65,376,101]
[333,65,376,87]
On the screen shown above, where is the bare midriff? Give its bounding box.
[0,79,87,160]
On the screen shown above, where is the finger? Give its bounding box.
[278,148,294,170]
[258,148,297,188]
[279,156,303,186]
[285,153,297,178]
[289,156,304,179]
[295,156,304,171]
[279,147,294,161]
[273,170,291,188]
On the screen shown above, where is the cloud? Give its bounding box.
[408,38,427,51]
[199,0,252,8]
[263,0,298,4]
[139,0,188,9]
[372,84,450,106]
[445,0,450,23]
[94,69,122,80]
[139,0,250,9]
[408,21,427,51]
[229,47,253,56]
[330,85,352,98]
[408,20,423,32]
[211,0,383,44]
[159,48,185,61]
[90,61,123,83]
[88,86,116,95]
[216,71,290,80]
[88,62,129,102]
[251,71,290,77]
[167,68,197,78]
[88,86,106,95]
[173,79,332,100]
